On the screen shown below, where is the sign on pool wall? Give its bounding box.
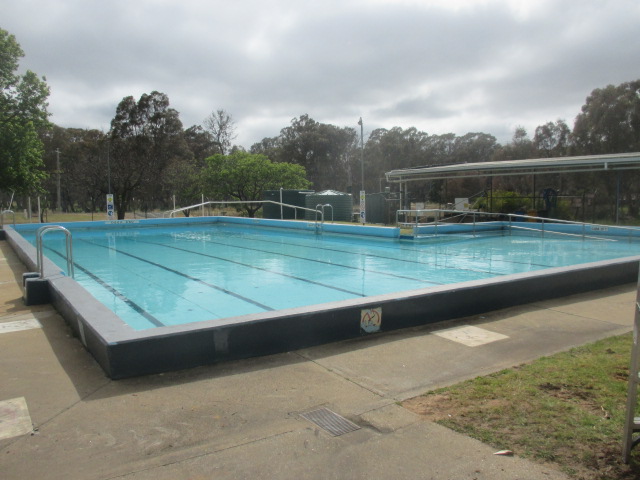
[361,307,381,333]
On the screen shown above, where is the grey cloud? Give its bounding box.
[3,0,640,148]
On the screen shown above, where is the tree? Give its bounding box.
[183,125,218,164]
[108,91,186,219]
[492,126,534,161]
[451,132,498,163]
[253,114,358,192]
[572,80,640,154]
[533,120,571,157]
[0,28,50,195]
[203,109,237,155]
[201,151,311,217]
[40,126,107,213]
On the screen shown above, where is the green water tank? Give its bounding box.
[262,190,314,219]
[304,190,354,222]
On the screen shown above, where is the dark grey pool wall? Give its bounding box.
[4,221,640,379]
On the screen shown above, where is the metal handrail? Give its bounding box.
[164,200,325,220]
[1,209,15,227]
[396,208,640,240]
[36,225,74,279]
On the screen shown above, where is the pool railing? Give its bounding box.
[164,200,328,224]
[397,209,640,241]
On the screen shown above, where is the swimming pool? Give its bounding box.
[15,221,640,331]
[5,216,640,378]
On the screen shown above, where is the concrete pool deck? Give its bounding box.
[1,238,637,479]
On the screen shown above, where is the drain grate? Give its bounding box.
[300,407,361,436]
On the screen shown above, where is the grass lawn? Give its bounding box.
[403,333,640,480]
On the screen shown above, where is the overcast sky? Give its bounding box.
[4,0,639,148]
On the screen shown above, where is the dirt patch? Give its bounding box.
[403,393,511,422]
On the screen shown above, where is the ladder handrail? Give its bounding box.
[1,209,15,227]
[36,225,74,279]
[315,204,334,223]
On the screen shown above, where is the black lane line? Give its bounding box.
[155,236,464,284]
[80,239,277,311]
[131,240,380,297]
[194,232,504,277]
[241,233,555,271]
[43,246,165,327]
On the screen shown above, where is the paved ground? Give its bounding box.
[0,238,637,479]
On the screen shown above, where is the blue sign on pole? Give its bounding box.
[106,194,114,218]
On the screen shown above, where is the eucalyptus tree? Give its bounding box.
[573,80,640,154]
[108,91,186,219]
[533,120,571,157]
[0,28,50,196]
[253,114,357,192]
[183,125,218,164]
[39,125,107,213]
[203,108,237,155]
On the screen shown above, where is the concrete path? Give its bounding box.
[0,239,636,479]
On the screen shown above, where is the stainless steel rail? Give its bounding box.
[1,209,15,228]
[36,225,74,279]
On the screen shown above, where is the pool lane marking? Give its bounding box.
[194,233,494,279]
[130,239,376,296]
[79,239,278,311]
[44,246,165,327]
[234,232,554,273]
[156,237,454,286]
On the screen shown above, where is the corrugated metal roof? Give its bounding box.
[385,152,640,183]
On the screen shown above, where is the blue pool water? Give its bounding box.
[21,222,640,330]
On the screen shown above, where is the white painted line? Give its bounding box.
[0,318,43,334]
[0,397,33,440]
[0,310,56,323]
[433,325,509,347]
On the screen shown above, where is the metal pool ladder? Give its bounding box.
[36,225,74,279]
[1,209,16,228]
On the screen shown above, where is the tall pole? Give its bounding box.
[358,117,364,192]
[358,117,365,224]
[55,148,62,212]
[107,141,111,194]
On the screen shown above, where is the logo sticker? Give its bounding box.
[361,307,382,333]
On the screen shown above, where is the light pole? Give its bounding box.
[358,117,364,192]
[358,117,365,224]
